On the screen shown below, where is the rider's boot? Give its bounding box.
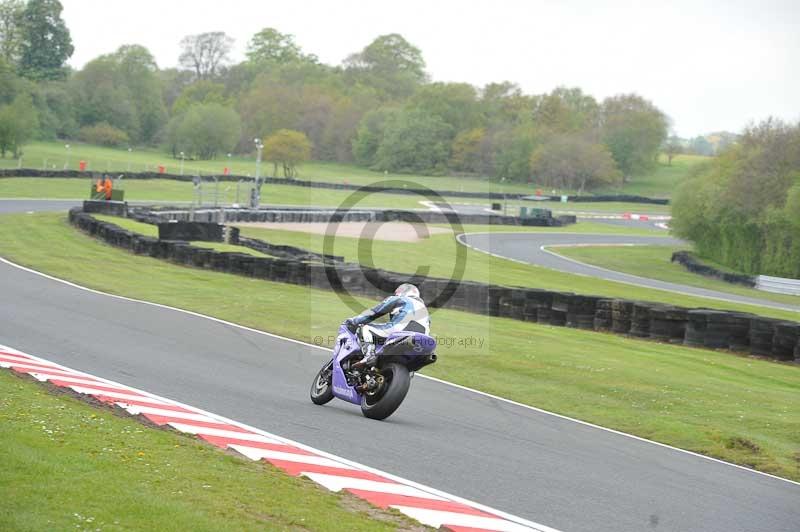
[353,342,377,368]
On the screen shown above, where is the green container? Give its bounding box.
[89,185,125,201]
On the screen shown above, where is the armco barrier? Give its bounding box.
[3,167,668,204]
[756,275,800,296]
[68,207,800,364]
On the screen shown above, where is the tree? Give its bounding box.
[70,45,166,144]
[112,45,166,144]
[165,103,241,160]
[172,80,229,115]
[18,0,73,80]
[0,0,23,65]
[33,79,77,139]
[449,128,486,173]
[480,82,534,129]
[178,32,234,80]
[78,122,129,147]
[492,125,538,181]
[600,94,668,180]
[664,135,683,165]
[159,67,194,111]
[407,82,481,134]
[262,129,312,178]
[344,33,427,99]
[0,91,37,156]
[246,28,316,65]
[671,118,800,277]
[688,135,713,156]
[533,87,600,135]
[373,110,452,174]
[530,135,621,193]
[351,107,395,166]
[71,56,139,140]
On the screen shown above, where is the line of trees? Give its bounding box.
[0,0,671,190]
[671,119,800,278]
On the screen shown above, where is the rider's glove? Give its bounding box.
[344,318,359,333]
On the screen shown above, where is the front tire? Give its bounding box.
[360,363,410,420]
[310,361,334,405]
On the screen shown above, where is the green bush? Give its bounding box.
[78,122,130,147]
[671,119,800,278]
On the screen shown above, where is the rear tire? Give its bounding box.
[310,361,334,405]
[360,363,410,420]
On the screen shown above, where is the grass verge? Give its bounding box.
[0,212,798,481]
[552,245,800,307]
[0,370,417,531]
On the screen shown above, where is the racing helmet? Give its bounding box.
[394,283,420,299]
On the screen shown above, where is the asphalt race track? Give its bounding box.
[459,232,800,312]
[0,198,80,213]
[2,258,798,532]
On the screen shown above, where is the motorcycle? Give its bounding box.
[310,323,437,420]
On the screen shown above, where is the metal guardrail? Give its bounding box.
[756,275,800,296]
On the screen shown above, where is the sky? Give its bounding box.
[60,0,799,138]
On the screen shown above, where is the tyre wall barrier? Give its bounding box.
[68,207,799,364]
[671,251,756,287]
[127,205,570,228]
[4,167,668,204]
[157,221,223,242]
[83,200,128,217]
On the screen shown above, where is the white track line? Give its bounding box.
[1,255,798,488]
[301,473,448,500]
[393,507,543,532]
[229,445,359,469]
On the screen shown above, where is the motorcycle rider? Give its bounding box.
[345,283,430,368]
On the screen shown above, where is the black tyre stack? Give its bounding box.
[727,313,752,353]
[749,317,780,357]
[630,303,652,338]
[773,322,800,361]
[550,292,572,326]
[593,299,614,331]
[611,300,634,334]
[654,306,687,343]
[533,291,555,325]
[566,295,601,330]
[684,310,710,347]
[704,311,737,349]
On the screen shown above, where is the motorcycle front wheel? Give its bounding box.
[310,360,335,405]
[360,362,410,420]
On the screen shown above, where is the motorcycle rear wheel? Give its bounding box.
[360,362,410,420]
[310,360,334,405]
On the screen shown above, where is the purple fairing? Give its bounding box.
[329,324,437,405]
